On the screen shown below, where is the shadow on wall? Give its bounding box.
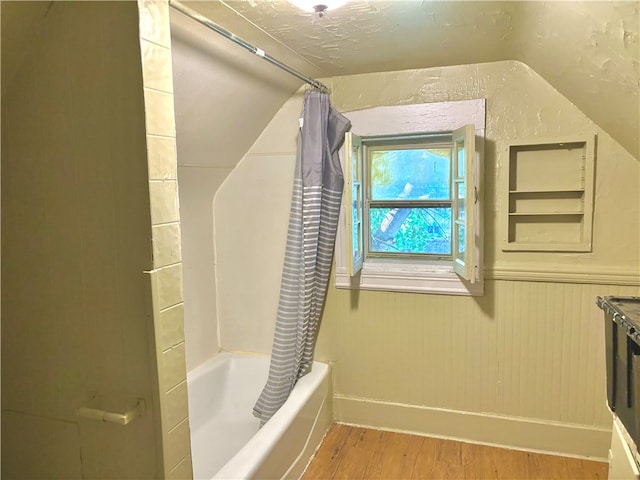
[170,10,301,95]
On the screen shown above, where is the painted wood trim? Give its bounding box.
[334,266,484,296]
[451,123,477,282]
[333,395,612,461]
[485,265,640,286]
[344,131,364,277]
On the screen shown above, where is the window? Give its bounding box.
[336,100,485,296]
[367,137,453,257]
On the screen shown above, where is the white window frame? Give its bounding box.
[335,100,485,296]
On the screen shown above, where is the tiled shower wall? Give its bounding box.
[138,1,192,478]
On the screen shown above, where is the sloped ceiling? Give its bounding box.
[185,0,639,159]
[3,1,637,158]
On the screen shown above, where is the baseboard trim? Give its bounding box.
[333,395,611,461]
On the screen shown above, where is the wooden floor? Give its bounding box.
[302,424,609,480]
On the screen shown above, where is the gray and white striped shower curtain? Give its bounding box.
[253,91,351,424]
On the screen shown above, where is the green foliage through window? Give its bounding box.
[367,146,453,257]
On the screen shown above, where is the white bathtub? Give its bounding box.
[187,352,331,479]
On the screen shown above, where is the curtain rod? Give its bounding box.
[168,0,329,94]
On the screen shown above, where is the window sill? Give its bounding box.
[334,260,483,296]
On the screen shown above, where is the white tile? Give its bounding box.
[159,302,185,351]
[167,455,193,480]
[157,263,183,310]
[165,381,189,431]
[162,342,187,391]
[138,0,171,48]
[153,223,182,268]
[165,418,191,471]
[141,39,174,93]
[147,135,177,180]
[149,180,179,225]
[144,89,176,137]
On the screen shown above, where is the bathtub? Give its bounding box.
[187,352,331,479]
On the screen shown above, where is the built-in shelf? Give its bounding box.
[508,189,585,195]
[508,212,584,217]
[502,135,595,252]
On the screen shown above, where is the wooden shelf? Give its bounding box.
[502,135,595,253]
[508,189,585,195]
[508,212,584,217]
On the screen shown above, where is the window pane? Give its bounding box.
[456,141,465,177]
[457,182,465,221]
[352,183,362,261]
[369,207,451,255]
[352,144,361,179]
[353,183,361,221]
[457,223,466,256]
[352,220,361,262]
[371,148,451,201]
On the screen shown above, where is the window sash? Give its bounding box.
[336,99,485,296]
[344,131,364,277]
[367,204,454,259]
[364,142,453,259]
[368,200,452,209]
[451,124,477,282]
[347,125,478,280]
[366,201,453,258]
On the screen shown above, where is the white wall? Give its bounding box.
[175,168,226,370]
[215,95,304,352]
[169,10,303,370]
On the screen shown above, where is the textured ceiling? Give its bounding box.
[3,1,637,158]
[186,0,640,159]
[216,1,519,75]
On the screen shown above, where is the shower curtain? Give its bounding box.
[253,91,351,424]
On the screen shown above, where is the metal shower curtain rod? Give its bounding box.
[168,0,329,94]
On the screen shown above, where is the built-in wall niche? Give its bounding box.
[502,136,595,252]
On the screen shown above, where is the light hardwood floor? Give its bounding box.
[302,424,609,479]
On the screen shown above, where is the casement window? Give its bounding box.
[335,100,485,296]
